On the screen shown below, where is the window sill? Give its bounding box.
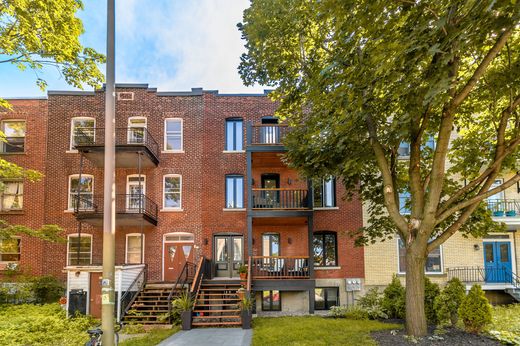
[0,152,26,155]
[64,209,75,213]
[65,150,78,154]
[0,210,24,215]
[223,208,246,212]
[222,150,245,153]
[161,150,185,154]
[315,266,341,270]
[313,207,339,211]
[160,208,184,212]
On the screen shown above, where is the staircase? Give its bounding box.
[506,288,520,302]
[192,280,242,327]
[123,283,182,325]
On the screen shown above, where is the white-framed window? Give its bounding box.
[67,234,92,265]
[0,180,23,211]
[1,120,26,153]
[399,191,411,215]
[164,118,183,151]
[0,237,21,262]
[68,174,94,210]
[70,117,95,150]
[398,238,443,274]
[127,116,147,144]
[126,175,146,211]
[225,118,243,151]
[126,233,144,264]
[163,175,182,209]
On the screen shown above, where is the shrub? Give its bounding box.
[382,275,405,319]
[327,305,368,320]
[173,291,193,312]
[458,284,492,333]
[328,305,349,318]
[434,277,466,326]
[357,287,388,320]
[424,277,440,324]
[30,275,64,304]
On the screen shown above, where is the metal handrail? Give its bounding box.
[486,199,520,216]
[190,257,206,304]
[447,266,520,288]
[252,188,310,209]
[250,256,310,279]
[167,261,195,321]
[246,256,252,292]
[119,264,147,322]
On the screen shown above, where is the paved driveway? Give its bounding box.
[157,328,252,346]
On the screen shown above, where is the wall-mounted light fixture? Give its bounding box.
[252,238,255,245]
[473,244,480,251]
[287,178,292,185]
[288,237,292,244]
[204,238,208,246]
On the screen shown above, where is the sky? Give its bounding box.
[0,0,265,97]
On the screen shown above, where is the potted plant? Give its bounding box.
[238,264,248,280]
[173,291,194,330]
[236,286,246,300]
[239,295,253,329]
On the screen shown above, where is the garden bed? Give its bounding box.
[372,327,501,345]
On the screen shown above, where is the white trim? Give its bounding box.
[163,118,183,152]
[160,208,185,212]
[222,150,245,153]
[127,116,147,144]
[67,174,94,211]
[313,207,340,211]
[482,236,517,279]
[223,208,246,212]
[70,117,95,151]
[163,174,182,210]
[397,238,444,275]
[315,266,341,270]
[125,233,145,264]
[126,174,146,210]
[66,233,93,266]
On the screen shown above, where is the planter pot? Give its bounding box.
[181,311,192,330]
[494,210,505,217]
[239,273,247,280]
[237,290,246,300]
[241,310,252,329]
[506,210,516,217]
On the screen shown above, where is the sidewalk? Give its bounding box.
[157,328,252,346]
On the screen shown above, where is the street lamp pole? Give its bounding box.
[102,0,116,344]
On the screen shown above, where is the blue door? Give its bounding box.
[483,242,512,283]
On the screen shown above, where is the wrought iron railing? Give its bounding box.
[250,256,310,279]
[73,194,158,220]
[167,261,196,322]
[252,188,310,209]
[73,127,159,159]
[0,137,25,153]
[486,199,520,217]
[119,265,147,322]
[249,124,289,145]
[447,266,520,289]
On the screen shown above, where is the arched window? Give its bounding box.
[313,231,337,267]
[70,117,95,150]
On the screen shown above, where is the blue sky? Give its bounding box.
[0,0,264,97]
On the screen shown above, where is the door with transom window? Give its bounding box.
[126,175,145,211]
[163,233,194,282]
[214,235,243,278]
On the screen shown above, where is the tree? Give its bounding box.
[239,0,520,336]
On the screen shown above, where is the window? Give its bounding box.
[398,142,410,157]
[127,117,147,144]
[225,175,244,208]
[126,234,144,264]
[262,290,281,311]
[67,234,92,265]
[262,233,280,257]
[70,117,95,149]
[398,238,442,274]
[487,179,504,202]
[0,238,21,262]
[314,178,336,208]
[313,231,337,267]
[164,118,183,151]
[127,175,145,210]
[1,181,23,211]
[1,120,26,153]
[225,118,243,151]
[163,175,181,209]
[315,287,339,310]
[68,175,94,210]
[399,191,411,215]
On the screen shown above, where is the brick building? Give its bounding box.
[0,84,365,323]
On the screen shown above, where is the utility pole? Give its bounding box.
[102,0,116,344]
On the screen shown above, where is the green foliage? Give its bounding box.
[434,278,466,326]
[119,326,180,346]
[239,295,253,311]
[30,275,64,304]
[329,306,369,320]
[123,323,146,334]
[173,291,193,312]
[238,264,248,274]
[382,275,405,319]
[424,277,440,324]
[357,288,388,320]
[458,285,492,333]
[0,303,97,345]
[487,304,520,344]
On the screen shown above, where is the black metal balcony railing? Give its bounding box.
[73,194,158,220]
[486,199,520,217]
[1,137,25,153]
[249,124,289,145]
[251,256,310,279]
[252,188,310,209]
[73,127,159,159]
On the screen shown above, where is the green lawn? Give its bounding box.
[119,326,180,346]
[252,316,401,346]
[487,304,520,345]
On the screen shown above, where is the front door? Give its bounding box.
[261,174,280,208]
[163,242,194,282]
[89,272,102,318]
[214,235,243,278]
[483,242,513,283]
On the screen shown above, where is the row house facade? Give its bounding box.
[0,84,364,323]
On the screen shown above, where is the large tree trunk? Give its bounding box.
[405,248,427,336]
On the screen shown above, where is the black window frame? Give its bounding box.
[314,287,339,310]
[225,174,244,208]
[261,290,281,311]
[225,118,243,151]
[313,178,336,208]
[313,231,338,267]
[262,233,280,257]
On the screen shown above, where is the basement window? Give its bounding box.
[262,290,281,311]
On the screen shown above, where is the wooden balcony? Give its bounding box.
[72,127,159,167]
[250,256,310,279]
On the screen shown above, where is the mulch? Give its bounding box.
[371,326,501,345]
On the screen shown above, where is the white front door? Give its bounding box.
[127,175,145,211]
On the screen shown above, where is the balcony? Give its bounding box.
[252,188,311,209]
[250,256,310,279]
[247,124,288,151]
[72,194,158,226]
[73,127,159,167]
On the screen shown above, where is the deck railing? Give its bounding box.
[252,188,310,209]
[486,199,520,217]
[250,256,310,279]
[167,261,196,323]
[447,266,520,288]
[73,194,158,221]
[249,124,289,145]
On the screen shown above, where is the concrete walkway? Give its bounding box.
[157,328,252,346]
